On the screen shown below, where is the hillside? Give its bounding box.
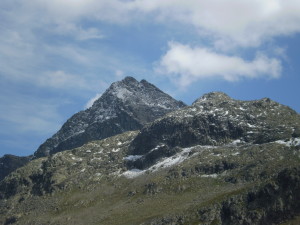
[1,91,299,225]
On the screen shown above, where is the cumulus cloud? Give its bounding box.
[157,42,282,88]
[132,0,300,48]
[4,0,300,48]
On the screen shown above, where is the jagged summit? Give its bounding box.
[92,76,184,111]
[193,92,232,105]
[33,77,185,158]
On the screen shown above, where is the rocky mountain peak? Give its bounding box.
[33,77,185,158]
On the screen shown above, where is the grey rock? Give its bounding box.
[0,155,31,181]
[34,76,185,158]
[1,90,300,225]
[129,92,300,169]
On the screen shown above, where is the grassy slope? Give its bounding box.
[2,141,300,225]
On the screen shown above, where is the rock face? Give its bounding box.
[1,91,300,225]
[34,76,185,158]
[0,155,31,181]
[128,92,300,169]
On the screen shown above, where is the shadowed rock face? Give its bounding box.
[34,77,185,158]
[0,155,31,181]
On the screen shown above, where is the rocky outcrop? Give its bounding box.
[149,167,300,225]
[0,155,31,181]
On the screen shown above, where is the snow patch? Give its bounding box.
[124,155,143,161]
[91,157,101,161]
[275,138,300,147]
[151,147,193,171]
[114,87,132,100]
[122,169,144,178]
[247,123,256,128]
[94,149,103,154]
[122,146,198,178]
[231,152,240,156]
[230,139,244,146]
[112,148,121,153]
[121,144,222,179]
[71,157,83,162]
[201,174,218,178]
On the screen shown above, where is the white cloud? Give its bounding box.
[157,42,282,88]
[37,71,90,90]
[85,93,103,109]
[132,0,300,48]
[3,0,300,48]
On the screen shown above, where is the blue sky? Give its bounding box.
[1,0,300,157]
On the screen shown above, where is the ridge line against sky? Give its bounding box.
[1,0,300,156]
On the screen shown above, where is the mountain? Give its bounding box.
[128,92,300,169]
[34,76,185,158]
[0,77,184,182]
[1,92,300,225]
[0,155,31,181]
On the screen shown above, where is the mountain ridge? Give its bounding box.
[1,77,185,182]
[1,88,299,225]
[33,76,185,158]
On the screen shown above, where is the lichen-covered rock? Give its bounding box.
[0,131,138,200]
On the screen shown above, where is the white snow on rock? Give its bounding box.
[231,139,242,145]
[122,146,199,178]
[275,138,300,147]
[231,152,240,156]
[122,169,144,178]
[112,148,121,153]
[114,87,132,100]
[151,147,194,171]
[71,156,83,162]
[201,174,218,178]
[124,155,143,161]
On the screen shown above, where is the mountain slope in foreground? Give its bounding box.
[0,92,300,225]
